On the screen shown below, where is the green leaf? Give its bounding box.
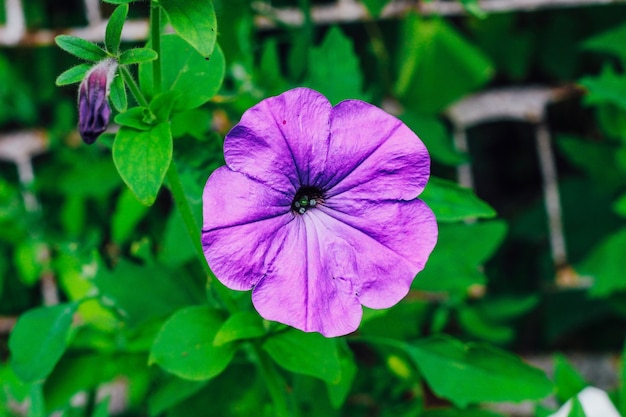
[113,123,173,206]
[95,258,203,328]
[44,353,149,412]
[304,26,367,105]
[93,397,111,417]
[459,0,487,19]
[158,0,217,57]
[408,335,553,407]
[148,376,208,416]
[55,35,108,61]
[583,21,626,66]
[580,228,626,297]
[263,329,342,384]
[469,14,533,81]
[413,221,507,294]
[579,65,626,112]
[0,365,30,404]
[457,307,515,344]
[421,177,496,222]
[567,397,587,417]
[473,295,539,323]
[287,33,309,80]
[213,311,266,346]
[360,301,428,339]
[105,4,128,54]
[460,295,536,343]
[395,15,493,114]
[326,341,357,409]
[595,103,626,141]
[103,0,133,3]
[158,202,198,267]
[257,38,288,96]
[119,48,158,65]
[422,409,507,417]
[150,91,180,122]
[554,354,588,404]
[110,73,127,112]
[55,63,91,86]
[361,0,389,17]
[9,303,79,383]
[150,306,237,381]
[114,106,153,130]
[139,34,225,111]
[400,112,466,166]
[617,193,626,217]
[0,256,6,301]
[170,109,213,140]
[111,187,150,243]
[557,135,625,190]
[14,239,45,286]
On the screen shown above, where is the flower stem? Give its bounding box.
[248,344,292,417]
[120,66,149,108]
[150,2,162,94]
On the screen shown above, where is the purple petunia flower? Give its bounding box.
[78,58,117,144]
[202,88,438,337]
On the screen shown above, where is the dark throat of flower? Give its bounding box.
[291,186,325,215]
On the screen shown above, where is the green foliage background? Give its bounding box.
[1,0,626,416]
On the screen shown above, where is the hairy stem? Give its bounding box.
[120,66,148,108]
[150,2,162,94]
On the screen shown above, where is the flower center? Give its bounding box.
[292,186,324,215]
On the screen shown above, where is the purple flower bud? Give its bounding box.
[78,58,118,144]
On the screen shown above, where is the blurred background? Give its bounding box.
[0,0,625,416]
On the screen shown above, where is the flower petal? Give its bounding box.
[319,198,438,309]
[251,197,436,336]
[224,88,332,191]
[202,166,293,290]
[323,100,430,200]
[252,215,363,337]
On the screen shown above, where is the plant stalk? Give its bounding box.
[120,66,149,108]
[150,2,162,94]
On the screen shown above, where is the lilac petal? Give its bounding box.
[323,100,430,200]
[78,73,110,144]
[251,199,436,336]
[78,59,117,144]
[319,198,438,309]
[251,214,363,337]
[223,88,332,191]
[202,166,294,291]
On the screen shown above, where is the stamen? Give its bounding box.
[291,186,324,215]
